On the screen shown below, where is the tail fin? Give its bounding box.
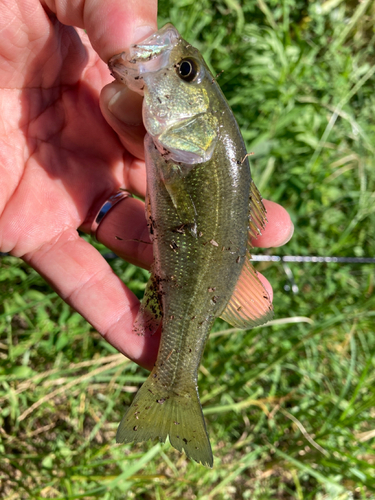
[116,371,213,467]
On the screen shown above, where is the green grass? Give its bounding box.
[1,0,375,498]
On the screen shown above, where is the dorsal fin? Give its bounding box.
[219,248,273,328]
[220,181,273,329]
[248,180,267,240]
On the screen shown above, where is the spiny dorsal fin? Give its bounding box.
[248,180,267,240]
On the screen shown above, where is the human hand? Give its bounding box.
[0,0,293,371]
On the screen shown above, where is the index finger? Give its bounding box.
[251,200,294,248]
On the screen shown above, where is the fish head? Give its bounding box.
[108,24,218,165]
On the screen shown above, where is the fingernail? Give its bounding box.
[285,221,294,244]
[278,221,294,247]
[108,86,143,126]
[133,25,155,44]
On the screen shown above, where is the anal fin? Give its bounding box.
[132,273,162,336]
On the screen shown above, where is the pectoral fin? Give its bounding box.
[132,273,162,336]
[163,179,198,236]
[145,133,198,235]
[156,159,198,235]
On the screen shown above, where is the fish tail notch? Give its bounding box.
[116,372,213,468]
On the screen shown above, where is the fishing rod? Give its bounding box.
[2,251,373,264]
[2,251,372,295]
[250,255,375,264]
[250,255,375,294]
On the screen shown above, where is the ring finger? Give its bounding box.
[90,194,293,297]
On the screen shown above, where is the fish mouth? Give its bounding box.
[108,24,180,95]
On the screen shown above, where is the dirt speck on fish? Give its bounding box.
[108,24,273,468]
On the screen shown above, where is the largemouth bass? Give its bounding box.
[108,24,273,467]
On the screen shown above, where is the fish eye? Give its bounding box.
[176,58,199,82]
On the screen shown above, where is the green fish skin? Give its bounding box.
[108,24,273,468]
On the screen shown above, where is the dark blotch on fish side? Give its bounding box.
[170,240,179,252]
[173,223,187,234]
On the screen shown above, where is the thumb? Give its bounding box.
[45,0,157,62]
[44,0,157,170]
[84,0,157,63]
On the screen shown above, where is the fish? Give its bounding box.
[108,24,273,468]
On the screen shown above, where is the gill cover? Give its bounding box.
[108,24,218,165]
